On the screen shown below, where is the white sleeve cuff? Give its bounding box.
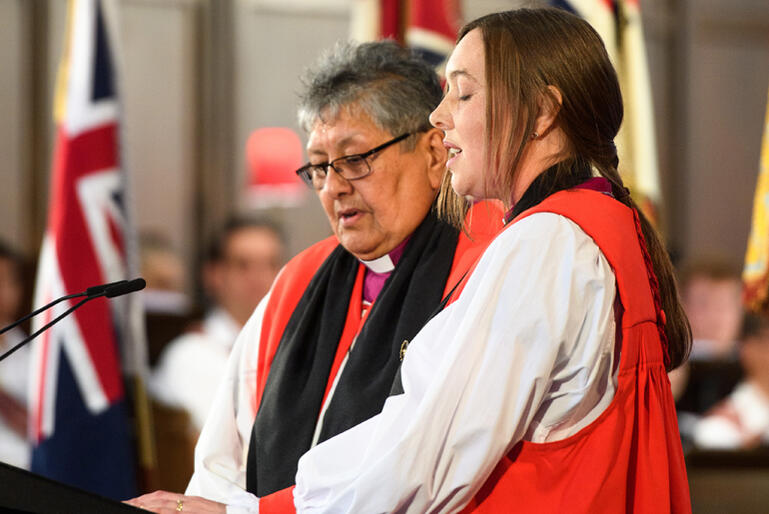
[225,493,260,514]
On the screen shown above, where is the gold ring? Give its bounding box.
[176,498,184,511]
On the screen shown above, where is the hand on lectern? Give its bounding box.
[124,490,225,513]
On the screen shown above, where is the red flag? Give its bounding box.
[351,0,461,73]
[406,0,461,70]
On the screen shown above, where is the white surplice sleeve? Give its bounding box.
[185,294,271,512]
[294,212,618,514]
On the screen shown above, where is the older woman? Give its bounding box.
[294,8,691,513]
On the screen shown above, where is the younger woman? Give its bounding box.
[294,8,691,513]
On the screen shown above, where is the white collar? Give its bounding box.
[359,253,395,274]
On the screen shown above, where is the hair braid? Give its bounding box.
[594,144,691,370]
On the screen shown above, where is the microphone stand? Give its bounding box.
[0,293,82,337]
[0,280,127,337]
[0,279,144,363]
[0,297,92,364]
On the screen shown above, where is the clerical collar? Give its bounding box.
[504,160,601,224]
[360,254,394,273]
[360,237,410,304]
[359,237,409,273]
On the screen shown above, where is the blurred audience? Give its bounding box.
[680,258,743,360]
[672,258,745,446]
[0,240,30,469]
[150,217,285,431]
[140,231,190,315]
[693,313,769,449]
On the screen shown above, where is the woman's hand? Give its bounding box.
[124,491,226,513]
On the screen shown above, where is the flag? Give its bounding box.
[551,1,618,63]
[29,0,150,499]
[405,0,460,72]
[551,0,662,226]
[351,0,461,74]
[743,90,769,313]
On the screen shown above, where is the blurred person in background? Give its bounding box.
[694,312,769,449]
[0,240,30,469]
[140,231,190,316]
[671,258,745,446]
[151,217,286,432]
[680,258,743,361]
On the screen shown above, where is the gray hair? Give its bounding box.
[297,40,443,146]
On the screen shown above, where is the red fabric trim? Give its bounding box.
[320,266,366,408]
[254,237,339,412]
[445,201,504,302]
[258,485,295,513]
[522,191,657,334]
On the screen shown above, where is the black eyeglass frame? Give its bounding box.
[295,132,413,188]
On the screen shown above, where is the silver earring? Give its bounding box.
[531,132,539,140]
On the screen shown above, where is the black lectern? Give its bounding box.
[0,462,144,513]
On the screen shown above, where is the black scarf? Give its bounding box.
[505,160,594,223]
[246,211,459,496]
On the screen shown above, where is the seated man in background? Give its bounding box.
[671,258,745,446]
[128,40,500,513]
[151,217,286,431]
[0,240,30,470]
[694,312,769,449]
[680,258,743,361]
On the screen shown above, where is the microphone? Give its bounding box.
[103,278,146,298]
[0,280,130,337]
[0,277,146,363]
[86,279,129,298]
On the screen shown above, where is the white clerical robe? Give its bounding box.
[189,212,618,513]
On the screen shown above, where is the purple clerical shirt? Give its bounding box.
[361,238,410,304]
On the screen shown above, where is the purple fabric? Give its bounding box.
[579,177,613,193]
[362,238,409,303]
